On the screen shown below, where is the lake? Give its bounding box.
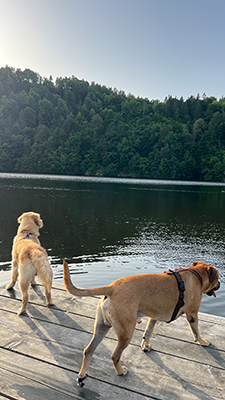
[0,173,224,317]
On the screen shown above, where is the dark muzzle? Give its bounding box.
[206,281,220,297]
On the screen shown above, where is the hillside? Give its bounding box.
[0,66,225,182]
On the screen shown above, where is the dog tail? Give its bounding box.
[63,260,113,297]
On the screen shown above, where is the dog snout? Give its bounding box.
[215,281,220,291]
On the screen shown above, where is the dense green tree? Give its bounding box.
[38,99,54,127]
[1,66,225,182]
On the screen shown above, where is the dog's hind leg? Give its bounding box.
[78,302,111,387]
[141,318,157,352]
[18,280,29,315]
[30,276,37,286]
[36,258,53,306]
[45,283,53,306]
[6,260,18,290]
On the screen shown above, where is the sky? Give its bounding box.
[0,0,225,102]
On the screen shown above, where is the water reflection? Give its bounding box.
[0,173,224,316]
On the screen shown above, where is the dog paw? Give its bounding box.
[6,284,14,291]
[117,365,128,376]
[18,310,28,316]
[141,338,152,352]
[47,303,55,307]
[77,374,88,387]
[197,338,210,346]
[141,343,152,352]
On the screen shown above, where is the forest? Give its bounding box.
[0,66,225,182]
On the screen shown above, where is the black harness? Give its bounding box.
[166,268,202,323]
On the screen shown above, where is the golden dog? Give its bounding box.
[63,260,220,387]
[7,212,53,315]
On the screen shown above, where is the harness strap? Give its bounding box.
[166,270,185,323]
[165,267,203,323]
[186,268,202,286]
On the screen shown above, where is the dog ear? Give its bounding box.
[207,266,217,283]
[17,213,25,224]
[32,213,43,228]
[192,262,198,266]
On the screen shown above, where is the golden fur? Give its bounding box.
[7,212,53,315]
[63,260,220,387]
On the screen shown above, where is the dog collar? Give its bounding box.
[21,231,36,239]
[26,233,36,239]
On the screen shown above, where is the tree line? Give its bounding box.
[0,66,225,182]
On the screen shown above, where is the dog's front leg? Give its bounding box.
[187,313,210,346]
[111,337,131,376]
[6,260,18,290]
[141,318,156,351]
[111,319,136,376]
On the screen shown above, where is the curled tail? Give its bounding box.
[63,260,113,297]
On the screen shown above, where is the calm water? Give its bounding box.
[0,173,224,317]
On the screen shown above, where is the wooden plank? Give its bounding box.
[2,281,225,330]
[1,283,225,352]
[0,282,225,399]
[0,332,223,400]
[1,329,225,400]
[1,283,225,369]
[0,283,99,318]
[0,304,225,398]
[0,349,150,400]
[0,296,225,373]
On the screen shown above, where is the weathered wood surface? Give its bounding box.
[0,282,224,400]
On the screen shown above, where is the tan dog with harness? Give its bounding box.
[63,260,220,387]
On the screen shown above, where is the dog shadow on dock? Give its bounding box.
[204,343,225,369]
[15,283,89,357]
[144,347,220,400]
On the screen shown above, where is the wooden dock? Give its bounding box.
[0,281,225,400]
